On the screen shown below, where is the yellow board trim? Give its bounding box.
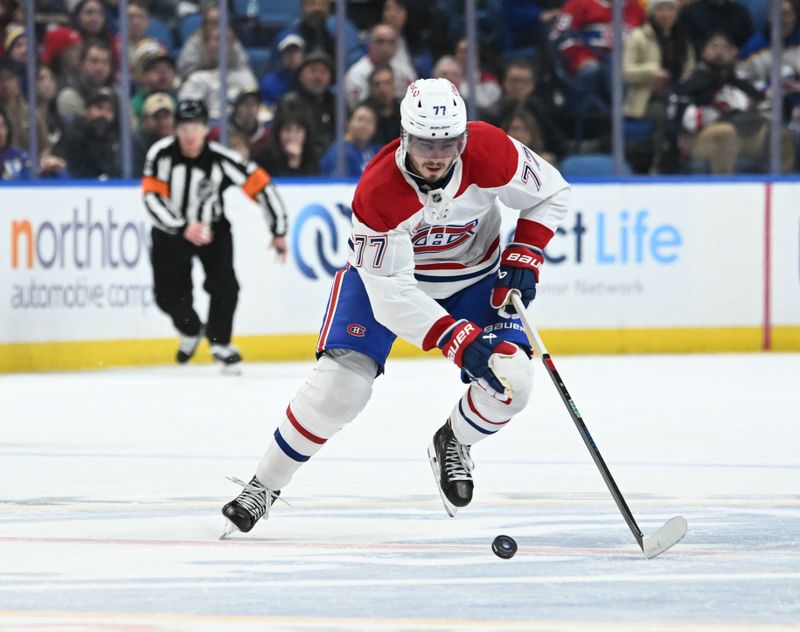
[1,326,798,373]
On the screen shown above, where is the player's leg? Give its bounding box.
[150,227,203,363]
[222,266,395,534]
[428,274,533,515]
[197,219,241,371]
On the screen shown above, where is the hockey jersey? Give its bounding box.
[349,121,569,352]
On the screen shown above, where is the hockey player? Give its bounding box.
[222,78,569,532]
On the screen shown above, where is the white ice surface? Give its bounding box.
[1,353,799,630]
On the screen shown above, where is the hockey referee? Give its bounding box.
[142,99,288,373]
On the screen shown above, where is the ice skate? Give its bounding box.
[428,421,474,517]
[176,327,203,364]
[221,475,280,538]
[211,344,242,375]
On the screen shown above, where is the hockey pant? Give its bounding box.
[255,345,533,491]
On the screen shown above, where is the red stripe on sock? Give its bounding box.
[467,389,509,425]
[286,405,326,444]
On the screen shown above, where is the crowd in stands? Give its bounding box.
[1,0,800,181]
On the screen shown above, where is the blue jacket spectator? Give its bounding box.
[321,104,381,177]
[260,33,304,107]
[0,106,32,180]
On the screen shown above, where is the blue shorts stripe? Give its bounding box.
[274,428,310,462]
[458,400,496,435]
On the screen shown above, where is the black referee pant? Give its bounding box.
[150,219,240,346]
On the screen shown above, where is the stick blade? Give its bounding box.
[642,515,688,558]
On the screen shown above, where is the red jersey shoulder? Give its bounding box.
[352,139,422,232]
[457,121,518,196]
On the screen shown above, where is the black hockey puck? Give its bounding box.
[492,535,517,559]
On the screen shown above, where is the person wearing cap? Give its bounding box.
[623,0,695,172]
[142,99,289,373]
[53,86,120,178]
[276,49,335,158]
[133,91,175,175]
[40,27,83,86]
[130,39,177,118]
[259,33,304,108]
[2,23,26,90]
[208,87,269,160]
[344,23,417,110]
[55,41,113,122]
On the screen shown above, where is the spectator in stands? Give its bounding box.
[37,64,64,148]
[490,60,568,161]
[178,24,257,121]
[132,91,174,175]
[345,23,417,109]
[54,86,121,178]
[130,40,177,118]
[278,49,335,157]
[40,26,82,88]
[359,63,401,146]
[254,104,319,176]
[68,0,120,73]
[55,41,112,122]
[502,104,557,165]
[678,0,753,55]
[0,58,49,157]
[738,0,800,125]
[320,103,380,177]
[271,0,362,73]
[3,23,26,88]
[0,105,31,179]
[382,0,431,77]
[209,87,269,160]
[260,33,304,108]
[674,31,794,173]
[453,37,502,120]
[549,0,645,103]
[176,5,249,80]
[127,0,152,52]
[624,0,695,172]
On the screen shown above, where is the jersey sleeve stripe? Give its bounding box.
[515,219,555,250]
[242,167,271,199]
[142,176,169,197]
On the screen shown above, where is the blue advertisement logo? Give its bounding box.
[291,202,352,280]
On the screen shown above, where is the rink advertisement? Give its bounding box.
[0,179,796,371]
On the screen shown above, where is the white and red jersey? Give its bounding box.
[348,121,569,352]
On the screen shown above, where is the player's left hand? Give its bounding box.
[490,243,543,317]
[271,236,287,263]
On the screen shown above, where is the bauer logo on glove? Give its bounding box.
[490,243,544,317]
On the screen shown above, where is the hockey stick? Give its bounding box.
[509,292,687,558]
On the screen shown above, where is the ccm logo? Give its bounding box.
[446,323,475,361]
[507,252,541,267]
[347,323,367,337]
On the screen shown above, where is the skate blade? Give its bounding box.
[217,362,242,376]
[219,519,239,540]
[427,443,458,518]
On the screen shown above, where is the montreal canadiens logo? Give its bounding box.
[347,323,367,337]
[412,219,478,254]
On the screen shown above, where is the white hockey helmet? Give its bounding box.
[400,78,467,159]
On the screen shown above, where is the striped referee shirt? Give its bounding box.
[141,137,288,237]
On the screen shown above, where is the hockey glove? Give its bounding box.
[490,243,544,317]
[438,319,517,398]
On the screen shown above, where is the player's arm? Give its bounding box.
[491,135,570,315]
[141,148,185,234]
[351,215,514,398]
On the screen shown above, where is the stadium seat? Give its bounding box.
[741,0,769,35]
[145,18,175,50]
[232,0,300,23]
[246,47,271,80]
[177,12,202,44]
[559,153,632,177]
